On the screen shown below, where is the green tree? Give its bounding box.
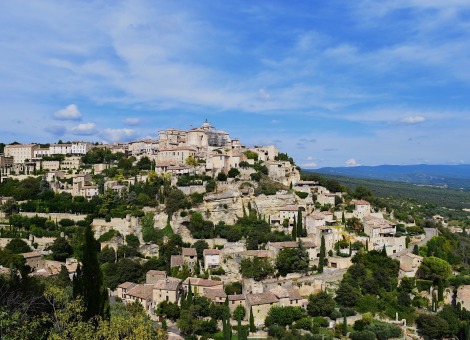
[73,224,109,321]
[318,235,326,273]
[275,241,309,276]
[291,219,297,240]
[50,237,73,261]
[307,291,335,317]
[141,212,158,243]
[249,307,256,332]
[125,234,140,249]
[240,257,275,281]
[419,256,452,283]
[228,168,240,178]
[416,314,450,340]
[342,314,348,336]
[5,238,31,254]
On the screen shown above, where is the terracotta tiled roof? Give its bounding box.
[182,248,197,257]
[270,286,289,298]
[118,282,136,290]
[203,249,220,256]
[228,294,245,301]
[203,288,227,300]
[183,278,223,287]
[246,292,279,306]
[286,288,302,301]
[127,284,153,300]
[353,200,370,205]
[154,277,181,291]
[170,255,184,267]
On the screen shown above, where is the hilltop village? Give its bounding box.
[1,121,469,339]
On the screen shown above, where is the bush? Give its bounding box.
[330,310,342,320]
[58,218,75,227]
[416,279,433,292]
[216,172,227,181]
[295,191,308,199]
[350,330,375,340]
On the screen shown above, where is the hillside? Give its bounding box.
[313,164,470,190]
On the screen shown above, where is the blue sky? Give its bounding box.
[1,1,470,168]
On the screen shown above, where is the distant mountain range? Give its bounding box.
[310,164,470,190]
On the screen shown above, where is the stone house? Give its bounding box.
[399,253,423,278]
[363,216,396,238]
[146,270,167,284]
[228,294,246,313]
[203,248,221,270]
[456,285,470,310]
[182,278,223,295]
[152,277,182,307]
[352,200,371,218]
[246,291,279,325]
[203,288,227,304]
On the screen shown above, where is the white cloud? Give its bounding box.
[307,156,315,161]
[100,128,136,142]
[271,119,280,124]
[53,104,82,120]
[345,158,360,167]
[70,122,97,135]
[123,117,141,126]
[401,116,426,123]
[302,162,317,168]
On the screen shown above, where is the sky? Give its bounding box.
[1,1,470,168]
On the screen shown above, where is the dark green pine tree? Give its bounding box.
[318,235,326,273]
[73,224,109,321]
[341,211,346,224]
[342,314,348,336]
[349,242,352,257]
[249,307,256,333]
[365,239,369,252]
[291,218,297,240]
[413,244,420,255]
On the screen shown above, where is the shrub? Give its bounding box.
[295,191,308,199]
[416,279,433,292]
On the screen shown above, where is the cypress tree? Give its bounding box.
[438,279,444,302]
[342,314,347,336]
[187,280,193,305]
[382,244,387,256]
[318,235,325,273]
[249,307,256,332]
[349,242,352,257]
[291,218,297,240]
[413,244,419,255]
[74,224,109,321]
[341,211,346,224]
[297,209,303,237]
[366,239,369,251]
